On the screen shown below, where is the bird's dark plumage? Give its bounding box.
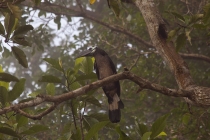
[77,47,124,123]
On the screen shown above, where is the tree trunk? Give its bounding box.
[134,0,210,106]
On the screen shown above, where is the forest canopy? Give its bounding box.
[0,0,210,139]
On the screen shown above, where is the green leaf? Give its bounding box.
[85,96,101,107]
[2,47,11,58]
[141,132,152,140]
[167,29,177,40]
[185,30,192,45]
[4,13,17,41]
[203,3,210,23]
[33,0,41,6]
[16,114,28,128]
[156,131,167,137]
[13,25,33,36]
[7,3,22,19]
[12,46,28,68]
[175,33,186,52]
[84,121,109,140]
[88,113,109,122]
[135,121,148,137]
[39,75,62,83]
[71,129,81,140]
[109,0,120,17]
[75,72,97,82]
[116,126,132,140]
[0,127,20,138]
[0,22,5,35]
[20,125,49,135]
[71,99,79,117]
[171,12,185,22]
[0,86,8,106]
[8,78,25,102]
[150,114,169,138]
[43,58,63,72]
[46,83,55,95]
[0,66,9,89]
[13,35,30,46]
[77,57,94,74]
[0,72,19,82]
[182,113,191,125]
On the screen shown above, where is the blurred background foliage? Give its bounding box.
[0,0,210,139]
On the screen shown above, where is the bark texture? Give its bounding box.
[134,0,210,106]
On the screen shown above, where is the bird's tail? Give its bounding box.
[109,94,124,123]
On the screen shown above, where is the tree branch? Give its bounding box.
[0,71,193,118]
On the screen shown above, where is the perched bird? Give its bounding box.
[77,47,124,123]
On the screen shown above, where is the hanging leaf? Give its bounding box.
[46,83,55,95]
[13,25,33,36]
[0,22,5,35]
[85,96,101,107]
[16,114,28,128]
[7,2,22,19]
[175,33,187,52]
[0,72,19,82]
[8,78,25,102]
[4,13,17,41]
[116,126,132,140]
[0,66,9,89]
[20,125,49,135]
[135,120,148,137]
[13,35,30,46]
[71,129,81,140]
[141,132,152,140]
[75,72,97,82]
[0,86,8,106]
[0,127,20,138]
[84,121,109,140]
[109,0,120,17]
[88,113,109,122]
[12,46,28,68]
[2,47,11,58]
[39,75,62,83]
[150,114,169,138]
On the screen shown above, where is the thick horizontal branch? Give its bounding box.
[0,71,192,118]
[180,53,210,64]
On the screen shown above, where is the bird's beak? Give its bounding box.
[76,49,92,58]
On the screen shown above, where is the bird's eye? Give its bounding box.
[88,47,92,51]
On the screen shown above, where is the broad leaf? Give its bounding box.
[13,35,30,46]
[85,96,101,107]
[116,126,132,140]
[8,78,25,102]
[141,132,152,140]
[0,86,8,106]
[84,121,109,140]
[39,75,62,83]
[7,2,22,19]
[16,114,28,128]
[13,25,33,36]
[12,47,28,68]
[176,33,186,52]
[135,121,148,137]
[75,72,97,82]
[0,127,20,138]
[0,22,5,35]
[109,0,120,17]
[43,58,63,72]
[71,129,81,140]
[0,72,19,82]
[150,114,169,138]
[21,125,49,135]
[46,83,55,95]
[171,12,185,22]
[88,113,109,122]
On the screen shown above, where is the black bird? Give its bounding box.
[77,47,124,123]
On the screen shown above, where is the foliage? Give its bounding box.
[0,0,210,139]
